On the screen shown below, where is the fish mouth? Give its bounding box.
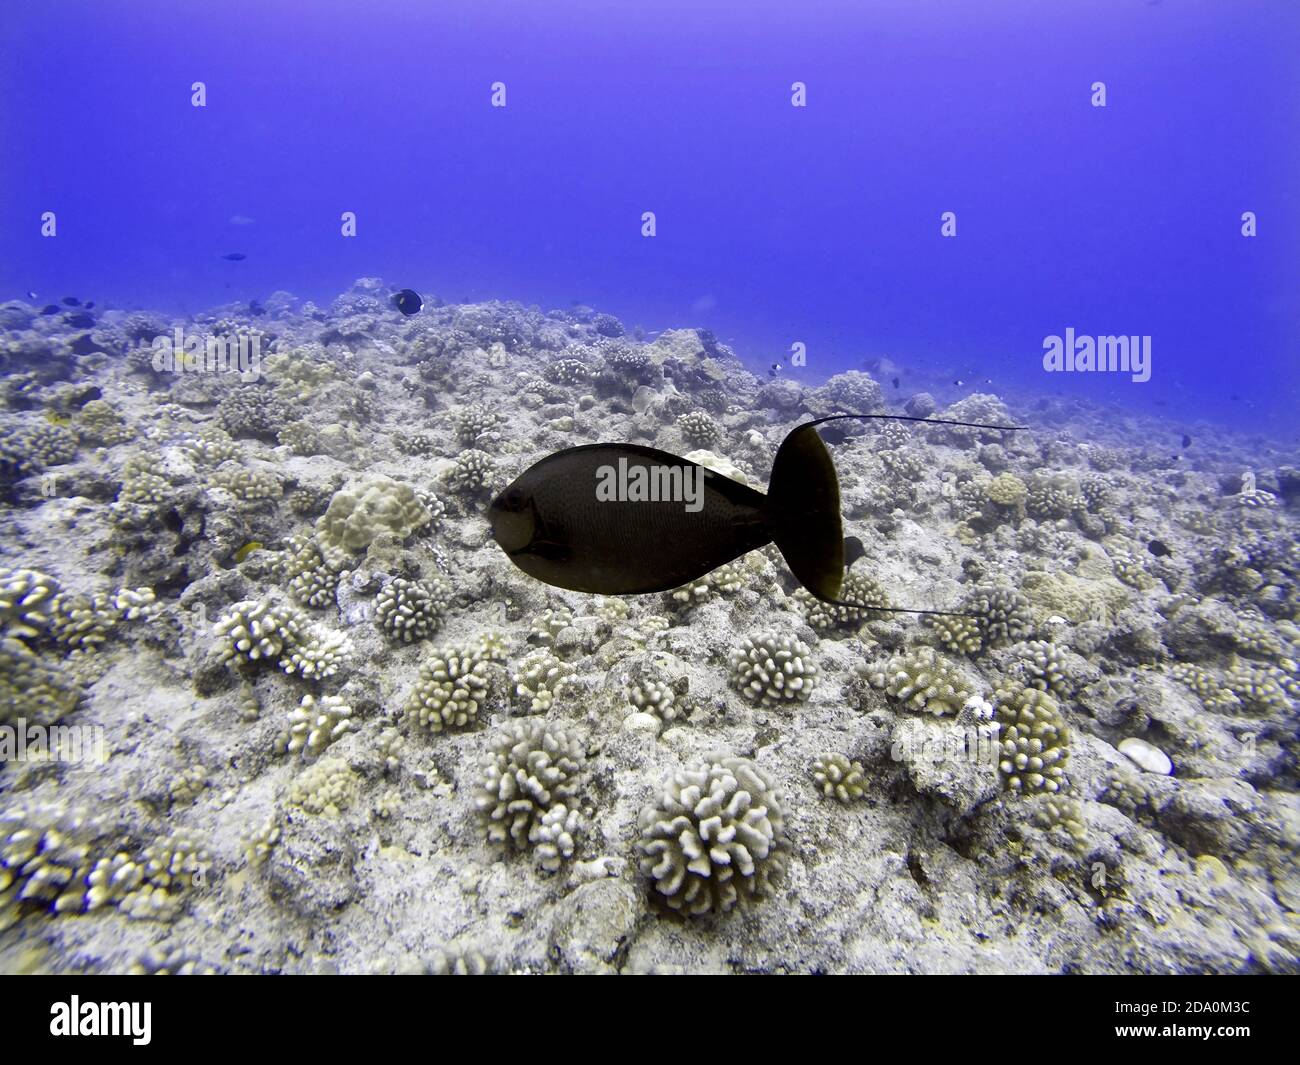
[487,490,536,554]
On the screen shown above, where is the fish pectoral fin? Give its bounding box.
[522,539,570,562]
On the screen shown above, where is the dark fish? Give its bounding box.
[222,252,247,261]
[393,289,423,316]
[62,296,80,306]
[40,305,60,316]
[1148,539,1172,558]
[489,414,1026,614]
[25,291,37,300]
[953,378,964,387]
[64,311,94,328]
[891,377,900,389]
[843,535,866,569]
[818,423,854,446]
[83,301,94,309]
[1181,434,1191,448]
[248,299,265,316]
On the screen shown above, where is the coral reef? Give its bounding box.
[636,757,785,916]
[405,640,499,733]
[316,477,432,562]
[727,631,819,707]
[810,753,867,803]
[287,757,359,815]
[1013,640,1077,698]
[373,576,453,642]
[2,282,1296,974]
[473,720,586,858]
[927,613,983,656]
[868,646,975,716]
[676,411,721,448]
[512,649,575,713]
[960,584,1035,648]
[993,684,1070,794]
[213,599,353,679]
[443,450,495,495]
[277,694,358,759]
[280,535,341,609]
[794,572,890,632]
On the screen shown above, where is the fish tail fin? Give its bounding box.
[768,412,1027,611]
[766,422,845,601]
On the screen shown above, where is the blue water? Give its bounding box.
[2,0,1296,432]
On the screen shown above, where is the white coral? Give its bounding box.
[728,631,819,707]
[637,757,784,916]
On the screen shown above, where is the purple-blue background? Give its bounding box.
[2,0,1296,432]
